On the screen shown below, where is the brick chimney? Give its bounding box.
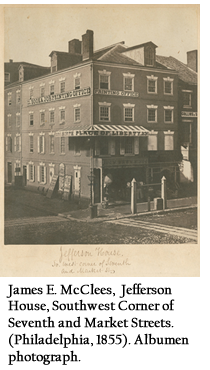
[187,50,198,72]
[82,30,94,60]
[9,59,13,63]
[68,39,81,54]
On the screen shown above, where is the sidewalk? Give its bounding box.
[58,196,197,223]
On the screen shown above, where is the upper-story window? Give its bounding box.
[123,103,135,122]
[16,113,20,127]
[8,92,12,106]
[5,72,10,83]
[49,109,55,125]
[145,46,154,66]
[49,81,55,95]
[99,102,111,121]
[29,112,34,126]
[74,73,81,90]
[147,75,158,94]
[29,86,34,99]
[40,110,45,126]
[164,106,174,123]
[123,73,135,91]
[164,77,174,95]
[38,134,45,154]
[147,105,158,123]
[59,78,65,93]
[16,90,21,104]
[49,133,55,154]
[148,131,158,151]
[183,90,192,108]
[15,134,21,152]
[59,107,65,124]
[7,114,12,127]
[29,134,34,153]
[40,84,45,98]
[98,70,111,90]
[74,104,81,123]
[6,135,12,152]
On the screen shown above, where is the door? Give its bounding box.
[74,169,81,194]
[7,162,12,183]
[23,166,27,186]
[94,169,101,203]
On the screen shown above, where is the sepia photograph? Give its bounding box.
[2,5,199,276]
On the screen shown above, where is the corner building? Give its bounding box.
[9,30,181,203]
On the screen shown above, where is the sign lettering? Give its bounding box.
[94,89,139,97]
[27,87,91,106]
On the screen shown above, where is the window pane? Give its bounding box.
[148,80,156,93]
[50,111,54,123]
[40,113,45,124]
[148,109,156,122]
[165,110,172,122]
[50,136,54,153]
[100,106,109,120]
[75,78,80,90]
[30,137,33,152]
[60,110,65,122]
[75,108,80,122]
[50,85,54,95]
[165,81,172,94]
[60,82,65,93]
[61,137,65,153]
[40,87,45,97]
[124,78,133,91]
[29,114,33,126]
[125,108,133,122]
[125,138,133,154]
[100,75,109,89]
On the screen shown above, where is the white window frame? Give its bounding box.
[164,131,174,151]
[49,80,55,95]
[99,102,111,122]
[27,162,35,182]
[123,103,135,122]
[163,77,174,95]
[74,73,81,90]
[147,104,158,123]
[15,134,21,152]
[123,72,135,92]
[59,106,66,124]
[16,90,21,104]
[182,90,192,108]
[147,75,158,94]
[38,163,47,184]
[8,92,12,106]
[164,106,174,124]
[74,104,81,123]
[148,131,158,151]
[7,114,12,127]
[60,137,66,154]
[40,110,45,126]
[59,78,66,94]
[98,70,111,90]
[49,108,55,125]
[16,113,20,127]
[29,111,34,126]
[49,132,55,154]
[29,133,34,153]
[38,133,45,154]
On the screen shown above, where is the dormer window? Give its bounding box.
[145,46,154,66]
[5,72,10,83]
[51,52,57,73]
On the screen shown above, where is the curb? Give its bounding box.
[58,204,197,223]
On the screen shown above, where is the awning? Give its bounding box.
[55,124,150,137]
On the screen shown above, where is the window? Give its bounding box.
[60,137,65,154]
[29,113,34,126]
[16,113,20,127]
[99,102,111,121]
[40,166,45,183]
[5,72,10,83]
[99,70,111,90]
[49,134,55,154]
[74,140,81,155]
[29,87,34,99]
[147,75,158,93]
[183,91,192,107]
[145,47,154,66]
[124,107,134,122]
[147,105,158,123]
[164,131,174,151]
[164,77,174,95]
[52,66,57,73]
[75,77,80,90]
[100,140,108,155]
[15,135,21,152]
[148,132,158,151]
[40,86,45,98]
[29,135,34,153]
[40,111,45,126]
[8,93,12,106]
[49,82,55,95]
[164,106,174,123]
[28,164,35,182]
[7,114,11,127]
[16,90,21,104]
[6,136,12,152]
[38,164,46,184]
[74,108,81,122]
[123,73,135,91]
[125,137,133,154]
[49,110,55,124]
[60,81,65,93]
[38,135,45,154]
[59,108,65,124]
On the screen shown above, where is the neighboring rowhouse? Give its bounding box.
[156,51,198,184]
[5,30,182,203]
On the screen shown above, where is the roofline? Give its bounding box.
[94,41,125,54]
[123,41,158,53]
[93,60,178,74]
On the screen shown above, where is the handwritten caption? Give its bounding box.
[52,246,131,274]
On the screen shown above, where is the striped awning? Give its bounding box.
[55,124,150,137]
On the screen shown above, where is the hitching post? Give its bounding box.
[161,176,167,210]
[131,178,137,214]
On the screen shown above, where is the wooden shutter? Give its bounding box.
[95,138,100,155]
[108,138,115,155]
[44,166,47,184]
[27,164,29,181]
[37,165,40,182]
[134,137,139,155]
[120,138,125,155]
[14,136,17,152]
[37,136,40,153]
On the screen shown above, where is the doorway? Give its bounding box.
[23,166,27,186]
[7,162,12,184]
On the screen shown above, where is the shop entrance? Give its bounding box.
[7,162,12,184]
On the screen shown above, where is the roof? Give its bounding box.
[156,55,197,85]
[124,41,157,53]
[97,44,143,66]
[55,124,150,137]
[5,61,49,69]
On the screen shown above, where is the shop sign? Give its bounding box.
[181,111,197,117]
[27,87,91,106]
[102,157,148,168]
[56,130,147,137]
[94,89,139,97]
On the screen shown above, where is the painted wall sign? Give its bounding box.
[46,175,58,198]
[56,130,147,137]
[102,157,148,168]
[94,89,139,97]
[27,87,91,106]
[181,111,197,117]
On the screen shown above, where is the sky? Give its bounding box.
[4,5,199,67]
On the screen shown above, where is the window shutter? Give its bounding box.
[44,166,47,184]
[134,137,139,155]
[95,139,100,155]
[19,136,22,152]
[120,138,125,155]
[37,136,40,153]
[43,137,45,154]
[33,166,35,182]
[14,136,17,152]
[37,165,40,182]
[6,137,8,151]
[108,138,115,155]
[27,165,29,181]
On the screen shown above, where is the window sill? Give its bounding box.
[50,152,55,155]
[74,153,81,156]
[164,122,173,124]
[183,106,192,109]
[74,121,81,124]
[60,153,66,155]
[147,91,157,94]
[147,121,157,124]
[164,92,173,95]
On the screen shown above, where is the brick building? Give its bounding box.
[5,30,182,203]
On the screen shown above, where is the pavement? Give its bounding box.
[58,196,197,223]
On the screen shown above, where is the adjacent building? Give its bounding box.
[5,30,185,204]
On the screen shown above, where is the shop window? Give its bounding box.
[164,78,173,95]
[164,132,174,151]
[28,164,35,182]
[147,75,158,93]
[147,105,158,123]
[148,133,158,151]
[60,137,65,154]
[74,140,81,155]
[98,70,111,90]
[100,140,109,155]
[125,137,133,154]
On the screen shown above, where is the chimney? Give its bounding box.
[187,50,198,72]
[9,59,13,63]
[68,39,81,54]
[82,30,94,60]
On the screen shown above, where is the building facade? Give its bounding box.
[5,30,182,204]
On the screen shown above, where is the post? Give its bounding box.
[161,176,167,210]
[131,178,137,214]
[148,197,151,212]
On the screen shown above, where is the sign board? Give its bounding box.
[94,89,139,97]
[181,111,197,118]
[102,157,148,168]
[27,87,91,106]
[56,129,147,137]
[46,175,58,198]
[62,175,72,200]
